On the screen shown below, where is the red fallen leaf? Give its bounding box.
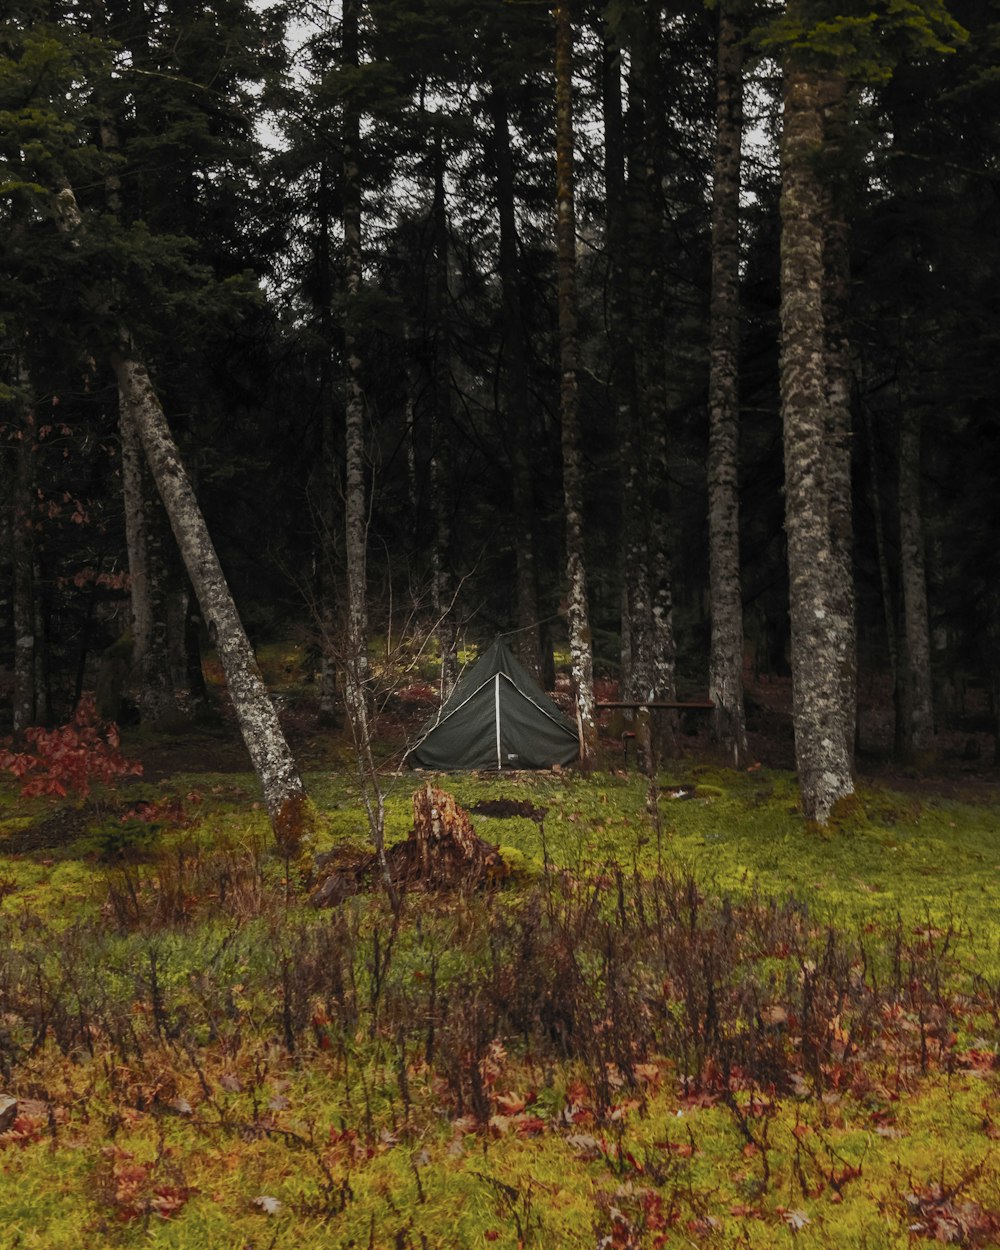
[742,1143,758,1158]
[485,1233,500,1242]
[729,1204,762,1217]
[512,1115,547,1136]
[658,1141,694,1157]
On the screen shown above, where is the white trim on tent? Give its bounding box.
[495,674,502,770]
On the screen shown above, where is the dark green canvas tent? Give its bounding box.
[407,638,580,770]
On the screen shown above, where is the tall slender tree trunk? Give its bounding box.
[488,82,543,681]
[779,68,854,822]
[316,156,339,727]
[636,9,677,718]
[822,76,857,759]
[341,0,370,738]
[554,0,596,761]
[429,124,459,699]
[898,400,934,756]
[707,0,748,766]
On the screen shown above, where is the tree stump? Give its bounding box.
[311,784,507,906]
[409,784,506,887]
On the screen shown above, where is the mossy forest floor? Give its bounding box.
[2,657,1000,1249]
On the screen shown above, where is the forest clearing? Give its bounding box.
[4,0,1000,1244]
[2,652,1000,1249]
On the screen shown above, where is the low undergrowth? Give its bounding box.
[2,755,1000,1245]
[2,797,1000,1248]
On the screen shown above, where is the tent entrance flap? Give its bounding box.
[408,638,579,772]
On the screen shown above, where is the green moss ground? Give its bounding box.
[2,762,1000,1247]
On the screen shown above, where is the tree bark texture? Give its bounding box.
[779,68,854,823]
[821,76,858,760]
[554,0,596,760]
[315,155,340,727]
[489,81,543,682]
[707,0,748,766]
[898,401,934,755]
[112,347,311,845]
[342,0,371,740]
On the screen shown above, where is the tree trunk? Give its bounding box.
[822,75,857,760]
[316,155,339,727]
[707,0,748,766]
[429,124,459,700]
[111,345,311,844]
[488,82,543,681]
[341,0,371,741]
[779,68,854,822]
[554,0,596,761]
[628,8,678,751]
[898,400,934,756]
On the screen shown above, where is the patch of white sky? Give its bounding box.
[253,0,782,294]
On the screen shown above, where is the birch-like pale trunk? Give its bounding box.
[55,177,310,845]
[707,0,748,766]
[779,68,854,823]
[898,401,934,756]
[555,0,596,761]
[489,81,543,682]
[112,346,311,843]
[822,76,857,760]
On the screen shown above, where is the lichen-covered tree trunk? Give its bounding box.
[112,347,310,845]
[555,0,596,761]
[822,75,857,760]
[489,81,543,682]
[898,402,934,756]
[707,0,748,766]
[779,68,854,822]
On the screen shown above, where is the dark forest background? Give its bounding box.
[2,0,999,795]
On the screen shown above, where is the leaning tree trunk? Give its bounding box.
[57,124,310,845]
[554,0,596,761]
[112,345,311,846]
[707,0,749,766]
[779,68,854,823]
